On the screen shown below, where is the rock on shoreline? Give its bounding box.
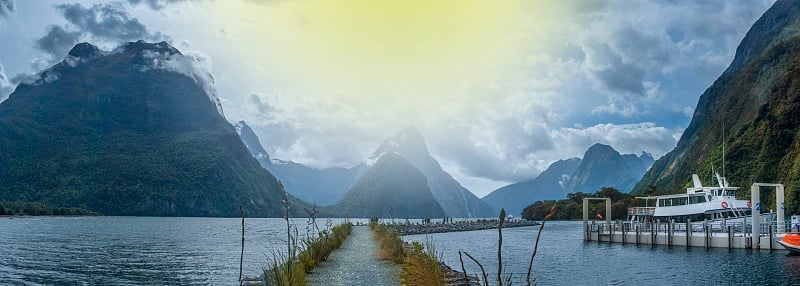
[385,219,540,236]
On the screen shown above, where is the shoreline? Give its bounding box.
[385,219,540,235]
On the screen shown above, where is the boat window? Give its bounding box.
[723,190,735,196]
[690,195,706,204]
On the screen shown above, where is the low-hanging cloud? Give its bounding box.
[0,62,15,102]
[35,2,168,62]
[0,0,14,19]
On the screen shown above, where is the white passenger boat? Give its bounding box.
[627,173,751,223]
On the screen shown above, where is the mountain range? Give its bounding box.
[0,41,303,217]
[634,0,800,215]
[483,143,653,215]
[234,121,365,206]
[238,125,497,218]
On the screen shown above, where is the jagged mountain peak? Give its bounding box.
[67,42,103,58]
[233,120,270,161]
[583,143,620,160]
[364,126,495,217]
[370,125,430,159]
[113,40,181,56]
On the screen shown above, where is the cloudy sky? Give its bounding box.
[0,0,775,197]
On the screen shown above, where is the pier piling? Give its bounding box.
[727,226,732,250]
[686,219,691,248]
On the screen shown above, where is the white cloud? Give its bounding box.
[138,44,223,116]
[0,62,14,102]
[1,0,775,196]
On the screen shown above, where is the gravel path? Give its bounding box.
[306,226,400,286]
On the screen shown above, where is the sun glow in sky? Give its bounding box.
[215,0,539,114]
[0,0,775,196]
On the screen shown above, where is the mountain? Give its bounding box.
[234,121,366,206]
[0,41,304,217]
[634,0,800,214]
[482,143,652,215]
[369,127,496,218]
[482,158,581,216]
[335,152,445,218]
[568,143,654,194]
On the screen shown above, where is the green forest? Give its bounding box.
[0,201,98,216]
[521,187,645,221]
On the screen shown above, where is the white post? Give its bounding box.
[778,185,785,233]
[583,198,589,241]
[751,184,761,249]
[605,198,612,228]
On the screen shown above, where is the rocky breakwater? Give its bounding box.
[386,219,540,235]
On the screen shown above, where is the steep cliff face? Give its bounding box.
[0,41,303,217]
[633,0,800,213]
[568,144,653,194]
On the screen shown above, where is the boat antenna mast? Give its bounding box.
[722,121,725,179]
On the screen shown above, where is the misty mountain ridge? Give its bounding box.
[236,124,495,217]
[483,143,653,215]
[233,121,366,206]
[335,152,446,218]
[366,127,496,218]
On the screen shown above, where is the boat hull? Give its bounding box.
[777,234,800,254]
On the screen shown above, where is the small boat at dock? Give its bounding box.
[777,233,800,254]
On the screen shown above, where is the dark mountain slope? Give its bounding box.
[0,41,304,217]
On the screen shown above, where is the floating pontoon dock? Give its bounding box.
[583,183,790,250]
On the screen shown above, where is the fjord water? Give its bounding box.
[404,221,800,285]
[4,218,800,285]
[0,216,359,285]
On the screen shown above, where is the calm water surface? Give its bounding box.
[4,218,800,285]
[404,220,800,285]
[0,216,361,285]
